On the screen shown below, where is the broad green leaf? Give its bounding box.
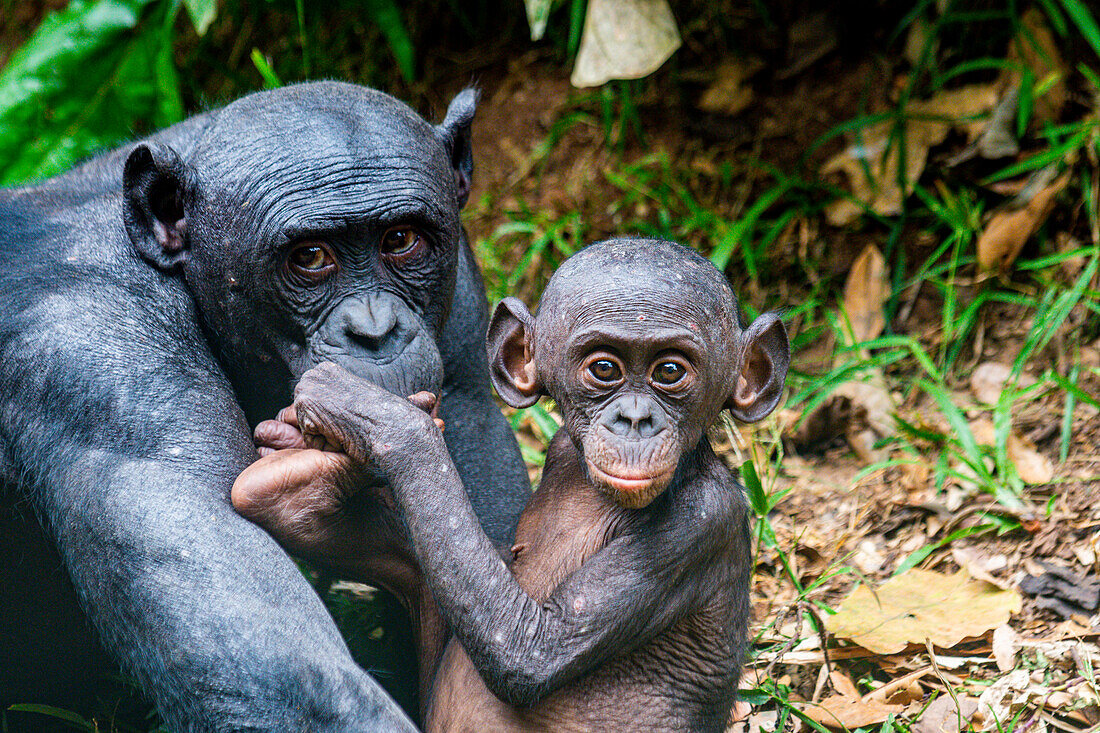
[0,0,184,185]
[183,0,217,35]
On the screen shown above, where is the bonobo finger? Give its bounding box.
[406,391,438,415]
[276,403,298,428]
[254,419,307,452]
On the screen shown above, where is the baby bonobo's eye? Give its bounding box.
[649,354,694,392]
[589,359,621,383]
[653,361,685,385]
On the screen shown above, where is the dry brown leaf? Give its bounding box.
[952,547,1012,590]
[842,244,889,345]
[1008,8,1068,123]
[865,667,932,705]
[570,0,681,88]
[992,624,1018,672]
[828,670,860,699]
[913,694,980,733]
[697,58,762,116]
[822,84,998,225]
[1006,433,1054,484]
[977,173,1069,272]
[827,569,1022,655]
[797,695,903,729]
[966,417,1054,485]
[969,362,1037,404]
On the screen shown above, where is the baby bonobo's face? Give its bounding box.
[557,309,713,507]
[537,284,735,508]
[487,238,789,510]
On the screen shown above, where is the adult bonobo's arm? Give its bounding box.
[0,248,415,729]
[289,365,745,707]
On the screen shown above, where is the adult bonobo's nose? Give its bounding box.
[599,395,668,439]
[326,294,416,361]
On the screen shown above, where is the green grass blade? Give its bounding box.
[364,0,416,82]
[1057,0,1100,59]
[250,48,283,89]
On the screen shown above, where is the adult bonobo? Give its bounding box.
[0,82,528,730]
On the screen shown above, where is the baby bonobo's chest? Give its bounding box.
[429,436,742,733]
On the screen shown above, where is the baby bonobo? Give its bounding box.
[233,238,789,732]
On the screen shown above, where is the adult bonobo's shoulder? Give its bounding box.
[0,81,525,731]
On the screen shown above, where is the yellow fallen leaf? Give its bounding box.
[977,173,1068,272]
[797,695,903,729]
[842,244,889,345]
[827,569,1022,655]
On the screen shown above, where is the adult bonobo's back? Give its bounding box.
[0,82,528,731]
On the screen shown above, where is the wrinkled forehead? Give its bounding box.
[535,280,739,367]
[190,89,456,229]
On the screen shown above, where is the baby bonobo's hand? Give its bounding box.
[292,362,447,481]
[231,362,444,573]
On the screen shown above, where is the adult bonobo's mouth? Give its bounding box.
[307,292,444,398]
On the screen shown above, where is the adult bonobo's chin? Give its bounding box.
[0,82,527,731]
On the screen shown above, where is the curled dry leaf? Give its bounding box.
[697,57,762,117]
[842,244,889,345]
[992,624,1018,672]
[827,569,1022,655]
[822,84,998,225]
[969,361,1036,405]
[570,0,681,88]
[788,244,895,463]
[797,695,903,730]
[1007,8,1068,124]
[977,172,1069,273]
[967,417,1054,485]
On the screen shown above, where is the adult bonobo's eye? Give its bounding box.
[650,354,694,392]
[287,242,338,280]
[380,226,426,263]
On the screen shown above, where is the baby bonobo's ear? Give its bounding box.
[486,297,542,408]
[726,311,790,423]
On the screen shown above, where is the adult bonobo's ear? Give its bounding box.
[486,297,542,408]
[726,311,790,423]
[437,88,478,208]
[123,142,193,272]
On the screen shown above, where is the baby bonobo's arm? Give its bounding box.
[292,362,744,707]
[232,394,442,579]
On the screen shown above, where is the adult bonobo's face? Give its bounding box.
[121,82,476,424]
[486,238,789,508]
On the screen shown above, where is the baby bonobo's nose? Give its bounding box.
[600,395,668,439]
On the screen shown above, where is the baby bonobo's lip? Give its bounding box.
[586,460,675,505]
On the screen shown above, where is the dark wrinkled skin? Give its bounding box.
[0,82,528,731]
[235,238,791,731]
